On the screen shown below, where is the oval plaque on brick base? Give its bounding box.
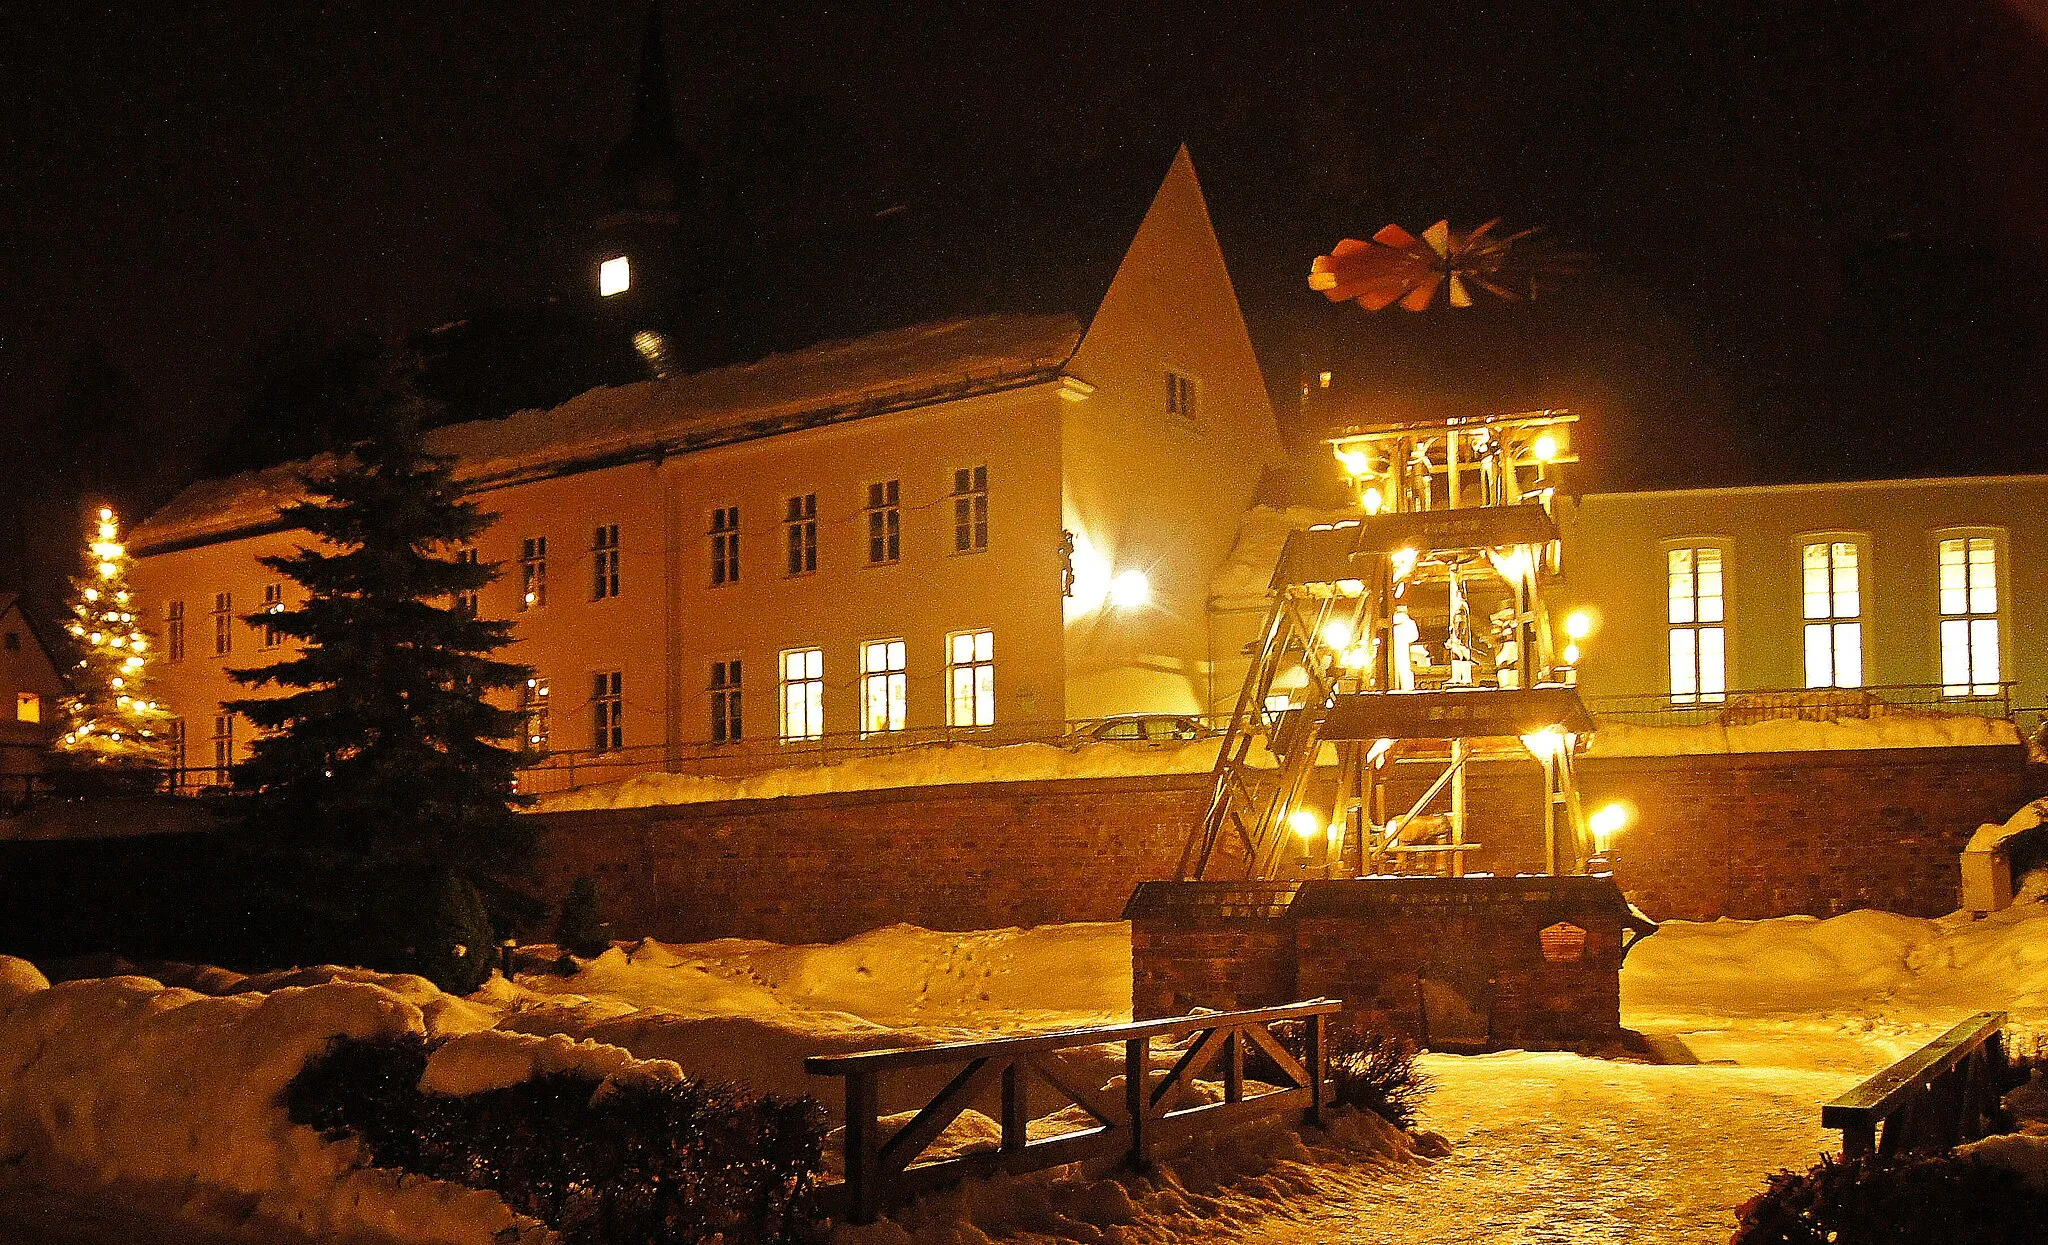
[1540,921,1588,962]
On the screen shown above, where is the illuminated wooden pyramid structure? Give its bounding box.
[1177,409,1595,881]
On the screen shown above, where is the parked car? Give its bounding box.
[1066,714,1218,745]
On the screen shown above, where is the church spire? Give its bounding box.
[600,1,693,213]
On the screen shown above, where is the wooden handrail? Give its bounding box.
[805,999,1343,1225]
[804,999,1342,1074]
[1821,1011,2008,1158]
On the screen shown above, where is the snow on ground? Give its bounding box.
[1585,711,2020,756]
[532,738,1223,812]
[6,902,2048,1243]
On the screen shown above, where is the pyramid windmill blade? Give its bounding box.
[1398,274,1443,311]
[1372,223,1421,251]
[1448,273,1473,308]
[1421,220,1452,257]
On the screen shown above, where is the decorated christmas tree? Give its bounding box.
[54,507,175,776]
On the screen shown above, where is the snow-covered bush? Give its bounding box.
[554,875,612,959]
[1731,1150,2048,1244]
[1244,1023,1434,1131]
[288,1032,826,1245]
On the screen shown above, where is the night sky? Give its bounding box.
[4,1,2047,616]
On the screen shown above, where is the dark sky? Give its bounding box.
[4,1,2047,607]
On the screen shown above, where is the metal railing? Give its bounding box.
[512,715,1226,797]
[804,999,1341,1225]
[1583,682,2016,728]
[1822,1011,2008,1158]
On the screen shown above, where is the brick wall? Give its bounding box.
[527,747,2043,944]
[530,774,1211,944]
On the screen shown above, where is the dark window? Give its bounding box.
[1166,370,1195,421]
[592,670,623,752]
[454,549,480,618]
[866,480,901,564]
[952,466,988,553]
[784,495,817,576]
[521,537,548,610]
[710,507,740,585]
[592,525,620,600]
[710,659,742,743]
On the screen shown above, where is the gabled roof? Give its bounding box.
[135,312,1081,553]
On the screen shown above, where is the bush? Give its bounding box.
[1732,1150,2048,1244]
[555,876,612,958]
[1245,1022,1434,1132]
[412,873,496,995]
[287,1034,825,1245]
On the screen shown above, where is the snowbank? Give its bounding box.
[1967,797,2048,856]
[533,739,1223,812]
[1586,712,2021,757]
[421,1029,685,1097]
[1621,901,2048,1026]
[0,963,549,1243]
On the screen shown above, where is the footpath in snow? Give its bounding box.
[3,900,2048,1243]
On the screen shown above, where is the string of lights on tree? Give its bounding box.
[56,507,174,768]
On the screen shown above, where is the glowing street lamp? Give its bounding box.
[1288,809,1323,841]
[1589,802,1632,854]
[1107,569,1151,610]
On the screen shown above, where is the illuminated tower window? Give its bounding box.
[599,255,631,297]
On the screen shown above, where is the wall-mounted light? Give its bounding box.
[1532,432,1559,462]
[1589,802,1633,853]
[1565,610,1594,640]
[599,255,631,297]
[1107,569,1151,609]
[1288,809,1322,840]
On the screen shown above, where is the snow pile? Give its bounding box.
[1622,901,2048,1026]
[0,962,551,1243]
[535,738,1223,812]
[421,1028,686,1097]
[1967,796,2048,856]
[1587,711,2021,757]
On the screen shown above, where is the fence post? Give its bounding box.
[844,1069,882,1224]
[1840,1119,1875,1159]
[1305,1012,1328,1127]
[1125,1036,1151,1169]
[1001,1059,1029,1152]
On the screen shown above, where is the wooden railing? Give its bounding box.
[804,999,1343,1225]
[1821,1011,2009,1158]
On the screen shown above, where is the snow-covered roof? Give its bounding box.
[135,313,1081,553]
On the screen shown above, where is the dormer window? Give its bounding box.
[599,255,631,297]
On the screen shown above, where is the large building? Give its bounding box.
[1558,476,2048,719]
[130,149,1284,786]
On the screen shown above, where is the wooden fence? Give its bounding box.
[1821,1011,2009,1158]
[804,999,1343,1225]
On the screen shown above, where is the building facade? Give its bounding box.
[1555,476,2048,717]
[0,594,62,783]
[130,150,1284,785]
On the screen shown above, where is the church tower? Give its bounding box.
[582,2,699,375]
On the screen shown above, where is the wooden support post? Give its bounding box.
[1840,1119,1875,1159]
[1306,1013,1329,1127]
[1125,1037,1151,1169]
[1449,738,1468,879]
[845,1070,882,1225]
[1224,1030,1244,1104]
[1001,1059,1030,1152]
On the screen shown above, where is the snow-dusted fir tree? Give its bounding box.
[53,507,175,775]
[226,361,532,972]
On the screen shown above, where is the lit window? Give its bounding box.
[1801,541,1863,689]
[261,582,285,649]
[211,713,234,784]
[15,692,39,724]
[1667,547,1726,704]
[599,255,631,297]
[952,466,988,553]
[866,480,901,564]
[167,600,185,663]
[948,629,995,727]
[1166,370,1196,422]
[861,639,907,736]
[592,524,620,600]
[520,537,548,610]
[212,592,233,657]
[710,507,740,585]
[454,548,480,618]
[710,659,742,743]
[780,647,824,741]
[1938,534,2002,696]
[592,671,623,753]
[784,494,817,576]
[522,678,550,752]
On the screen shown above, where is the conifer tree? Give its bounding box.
[53,506,175,778]
[226,360,533,965]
